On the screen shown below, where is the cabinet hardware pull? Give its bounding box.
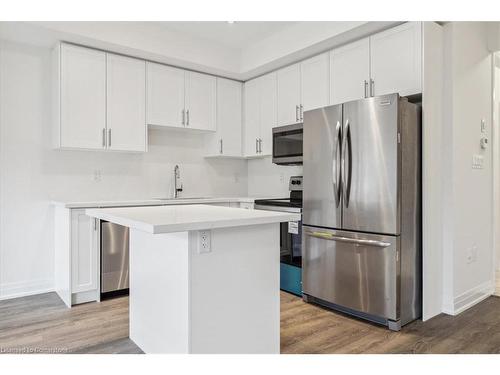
[186,109,190,126]
[182,109,185,125]
[295,105,299,122]
[108,129,111,147]
[259,138,262,153]
[364,80,368,98]
[102,128,106,148]
[300,104,303,121]
[370,79,375,97]
[255,138,258,153]
[220,139,223,154]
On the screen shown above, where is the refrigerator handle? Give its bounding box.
[333,121,342,207]
[342,120,352,208]
[304,230,391,248]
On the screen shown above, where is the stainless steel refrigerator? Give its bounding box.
[302,93,421,331]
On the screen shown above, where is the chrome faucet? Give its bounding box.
[174,165,183,198]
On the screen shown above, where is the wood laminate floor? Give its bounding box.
[1,291,500,354]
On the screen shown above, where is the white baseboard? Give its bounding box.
[443,280,494,316]
[0,279,54,301]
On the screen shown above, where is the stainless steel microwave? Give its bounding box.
[272,123,303,165]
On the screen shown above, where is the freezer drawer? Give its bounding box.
[302,226,400,321]
[101,221,129,294]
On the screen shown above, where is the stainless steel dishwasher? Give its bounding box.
[101,221,129,299]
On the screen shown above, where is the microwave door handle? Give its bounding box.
[333,121,342,207]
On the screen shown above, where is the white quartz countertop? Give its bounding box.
[51,197,258,209]
[86,204,301,234]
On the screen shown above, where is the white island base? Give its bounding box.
[86,204,300,354]
[130,224,280,354]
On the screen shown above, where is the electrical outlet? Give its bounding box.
[198,230,211,254]
[93,169,102,182]
[466,246,478,264]
[280,173,285,184]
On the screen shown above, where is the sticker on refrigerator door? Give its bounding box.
[288,222,299,235]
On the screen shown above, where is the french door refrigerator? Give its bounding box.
[302,93,421,331]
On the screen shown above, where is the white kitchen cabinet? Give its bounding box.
[370,22,422,97]
[300,53,330,111]
[146,62,185,128]
[243,73,277,157]
[57,43,106,150]
[185,71,217,131]
[206,78,242,157]
[71,209,98,295]
[330,38,371,105]
[276,63,301,126]
[107,54,147,152]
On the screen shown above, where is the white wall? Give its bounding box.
[247,158,302,198]
[0,40,248,299]
[494,54,500,273]
[441,22,495,314]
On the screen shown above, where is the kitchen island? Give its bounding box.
[86,204,300,354]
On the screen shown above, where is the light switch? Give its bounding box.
[472,155,484,169]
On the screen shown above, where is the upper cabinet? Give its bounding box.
[146,63,216,131]
[146,63,185,128]
[330,38,370,105]
[370,22,422,97]
[54,43,147,152]
[106,54,147,152]
[277,53,330,126]
[330,22,422,105]
[206,78,242,157]
[185,71,217,131]
[244,73,277,157]
[57,44,106,150]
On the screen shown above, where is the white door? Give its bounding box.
[243,78,260,156]
[106,53,147,152]
[185,71,216,131]
[60,44,106,149]
[216,78,242,156]
[71,210,98,294]
[301,53,330,112]
[146,62,185,128]
[259,72,277,155]
[370,22,422,97]
[330,38,370,105]
[276,63,301,126]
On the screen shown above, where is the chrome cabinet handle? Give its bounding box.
[258,138,262,153]
[219,139,223,154]
[300,104,303,121]
[304,230,391,248]
[182,109,185,125]
[295,105,299,122]
[364,80,368,98]
[108,129,111,147]
[370,79,375,97]
[102,128,106,148]
[255,138,258,153]
[333,121,342,208]
[186,109,190,126]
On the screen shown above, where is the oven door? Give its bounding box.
[272,123,303,165]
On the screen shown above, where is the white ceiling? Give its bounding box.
[152,21,298,49]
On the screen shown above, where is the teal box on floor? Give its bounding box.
[280,263,302,296]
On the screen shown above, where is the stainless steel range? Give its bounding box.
[255,176,303,296]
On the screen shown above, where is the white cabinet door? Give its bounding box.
[146,62,185,128]
[276,63,301,126]
[215,78,242,156]
[330,38,370,105]
[301,53,330,112]
[370,22,422,97]
[60,44,106,149]
[185,71,216,131]
[71,210,98,294]
[259,72,277,155]
[107,53,147,152]
[244,78,260,157]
